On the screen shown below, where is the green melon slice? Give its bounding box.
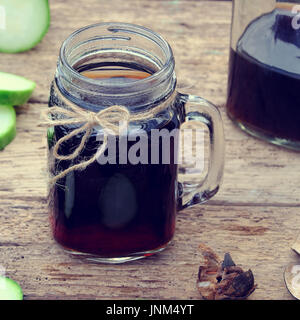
[0,0,50,53]
[0,104,16,150]
[0,276,23,300]
[0,71,36,106]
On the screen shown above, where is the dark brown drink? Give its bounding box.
[227,8,300,145]
[48,63,182,258]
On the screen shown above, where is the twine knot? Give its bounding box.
[43,85,176,184]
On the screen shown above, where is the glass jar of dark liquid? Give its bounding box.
[48,23,224,263]
[227,0,300,150]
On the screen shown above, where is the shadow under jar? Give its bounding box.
[48,23,224,263]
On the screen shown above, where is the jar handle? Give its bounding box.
[177,93,225,210]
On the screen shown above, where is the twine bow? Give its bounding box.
[43,87,176,184]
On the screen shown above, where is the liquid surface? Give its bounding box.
[227,9,300,141]
[81,68,152,83]
[49,64,181,257]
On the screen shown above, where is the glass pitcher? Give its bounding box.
[227,0,300,150]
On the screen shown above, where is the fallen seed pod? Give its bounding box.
[197,243,257,300]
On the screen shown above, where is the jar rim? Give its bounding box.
[59,22,175,91]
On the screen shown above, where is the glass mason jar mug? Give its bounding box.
[47,23,224,263]
[227,0,300,150]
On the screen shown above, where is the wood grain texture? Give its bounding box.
[0,0,299,300]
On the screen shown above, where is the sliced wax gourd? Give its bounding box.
[0,71,36,106]
[0,0,50,53]
[0,276,23,300]
[0,104,16,150]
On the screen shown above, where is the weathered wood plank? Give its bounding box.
[2,102,300,207]
[0,201,299,300]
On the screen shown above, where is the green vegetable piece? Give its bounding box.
[0,0,50,53]
[0,104,16,150]
[0,276,23,300]
[47,127,54,148]
[0,71,36,106]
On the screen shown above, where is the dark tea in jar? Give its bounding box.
[47,23,224,263]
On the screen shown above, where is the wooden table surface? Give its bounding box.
[0,0,300,300]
